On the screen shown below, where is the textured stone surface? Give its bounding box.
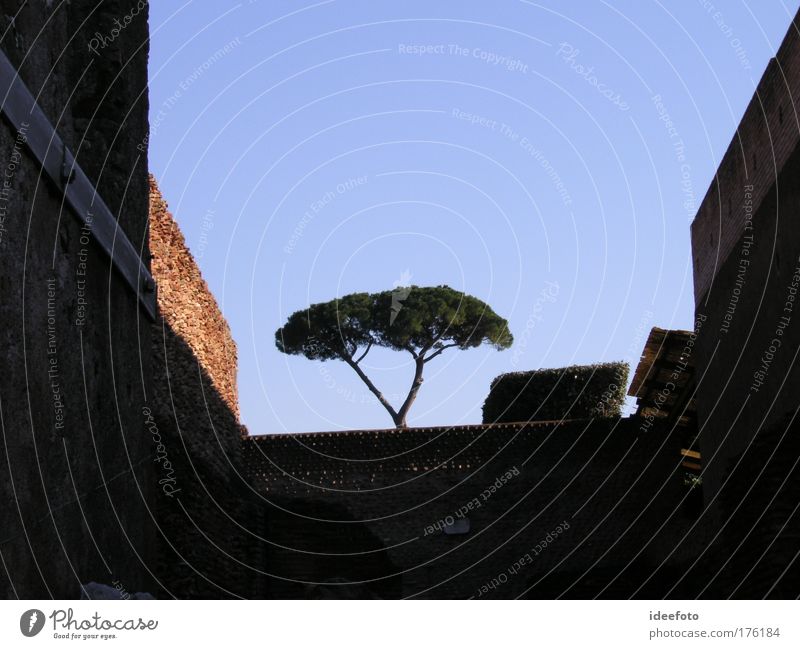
[0,0,154,599]
[148,177,239,419]
[687,9,800,598]
[244,419,709,598]
[712,410,800,598]
[691,13,800,303]
[693,143,800,500]
[691,9,800,501]
[148,178,253,598]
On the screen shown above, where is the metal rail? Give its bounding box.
[0,47,156,320]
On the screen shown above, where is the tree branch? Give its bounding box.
[342,355,399,422]
[423,342,461,363]
[342,339,357,359]
[420,328,454,357]
[353,341,372,365]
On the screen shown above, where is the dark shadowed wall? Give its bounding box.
[691,12,800,501]
[0,0,153,598]
[244,419,708,598]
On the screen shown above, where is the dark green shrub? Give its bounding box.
[482,362,629,423]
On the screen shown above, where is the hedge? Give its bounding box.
[482,362,629,423]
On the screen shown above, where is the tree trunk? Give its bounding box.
[343,356,400,425]
[343,354,426,430]
[394,357,425,429]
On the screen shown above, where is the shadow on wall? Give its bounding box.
[150,320,402,599]
[148,177,254,597]
[0,0,153,599]
[150,319,255,598]
[712,407,800,598]
[263,498,403,599]
[148,177,402,599]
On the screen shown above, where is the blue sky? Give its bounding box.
[147,1,799,433]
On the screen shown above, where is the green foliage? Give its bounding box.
[482,362,629,424]
[372,285,513,352]
[683,473,703,488]
[275,292,374,360]
[275,285,513,361]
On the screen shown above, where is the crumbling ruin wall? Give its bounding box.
[148,177,256,597]
[149,177,239,418]
[0,0,154,598]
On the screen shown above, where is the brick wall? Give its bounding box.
[244,419,710,598]
[693,143,800,499]
[148,177,257,597]
[149,176,239,419]
[711,409,800,598]
[691,11,800,304]
[691,9,800,502]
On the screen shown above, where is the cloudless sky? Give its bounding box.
[147,1,799,434]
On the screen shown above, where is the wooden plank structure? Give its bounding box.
[628,327,700,471]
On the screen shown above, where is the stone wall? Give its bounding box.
[691,9,800,500]
[148,177,256,597]
[711,409,800,598]
[0,0,255,596]
[244,419,708,598]
[0,0,154,598]
[149,177,239,419]
[693,143,800,500]
[686,10,800,598]
[691,12,800,304]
